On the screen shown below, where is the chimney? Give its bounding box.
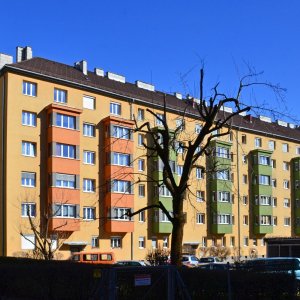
[0,53,13,70]
[74,60,88,76]
[16,46,32,62]
[244,114,253,123]
[94,68,104,77]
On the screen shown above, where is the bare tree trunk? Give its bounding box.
[170,193,185,266]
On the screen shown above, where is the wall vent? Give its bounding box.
[136,80,155,91]
[106,72,125,83]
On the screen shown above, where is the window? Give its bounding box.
[112,180,132,193]
[138,159,145,171]
[54,88,67,103]
[241,134,247,144]
[21,235,35,250]
[152,237,157,249]
[23,81,37,97]
[283,180,290,189]
[91,236,99,248]
[83,207,96,220]
[111,237,121,248]
[175,119,185,130]
[21,203,36,217]
[242,175,248,184]
[55,143,76,159]
[137,108,144,121]
[83,95,95,110]
[196,191,205,202]
[139,211,145,222]
[83,179,95,192]
[272,216,277,226]
[196,167,204,179]
[259,175,270,185]
[272,197,277,207]
[272,179,277,188]
[54,174,76,189]
[21,172,36,187]
[22,141,36,157]
[53,204,78,218]
[217,191,231,202]
[216,147,230,159]
[216,170,230,180]
[259,155,270,166]
[138,184,145,197]
[242,155,247,164]
[243,237,249,247]
[156,113,164,126]
[260,195,272,206]
[111,208,130,221]
[161,211,171,222]
[212,238,217,246]
[83,151,95,165]
[230,237,235,247]
[111,152,131,166]
[195,124,202,134]
[271,159,276,168]
[138,237,145,248]
[283,161,290,171]
[296,146,300,155]
[268,140,276,151]
[284,217,291,226]
[221,237,226,247]
[243,215,248,225]
[213,214,232,225]
[259,215,272,225]
[162,237,168,248]
[111,125,131,139]
[242,196,248,205]
[283,198,290,208]
[138,134,144,146]
[175,142,184,154]
[177,165,183,176]
[282,143,289,153]
[255,138,262,148]
[56,113,76,129]
[196,213,205,224]
[22,111,36,127]
[110,102,121,115]
[228,131,233,142]
[158,185,172,197]
[83,123,95,137]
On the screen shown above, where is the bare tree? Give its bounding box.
[126,68,284,266]
[20,203,70,260]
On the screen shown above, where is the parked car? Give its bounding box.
[198,263,230,270]
[71,251,115,265]
[181,255,200,267]
[114,260,149,266]
[199,257,223,263]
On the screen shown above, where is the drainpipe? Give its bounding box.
[1,74,7,256]
[236,128,241,261]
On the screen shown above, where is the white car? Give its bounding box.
[182,255,200,267]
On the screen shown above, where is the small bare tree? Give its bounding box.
[208,244,231,260]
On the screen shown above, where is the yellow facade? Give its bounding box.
[0,51,299,261]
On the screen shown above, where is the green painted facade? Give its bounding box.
[251,149,273,234]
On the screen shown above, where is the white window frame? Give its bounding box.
[138,134,144,146]
[156,113,164,126]
[111,237,121,248]
[111,208,130,221]
[196,190,205,202]
[112,180,132,194]
[56,113,76,130]
[83,207,96,220]
[242,196,248,205]
[21,203,36,217]
[22,111,37,127]
[23,81,37,97]
[56,143,75,159]
[21,172,36,187]
[53,204,77,218]
[21,235,35,250]
[196,213,205,224]
[255,138,262,148]
[83,95,95,110]
[138,236,145,249]
[283,180,290,189]
[196,167,204,179]
[22,141,36,157]
[91,236,99,248]
[282,143,289,153]
[139,211,145,222]
[283,161,289,171]
[268,140,275,151]
[162,236,168,248]
[111,125,131,139]
[195,124,202,134]
[112,152,131,166]
[54,88,67,103]
[259,175,270,185]
[83,123,95,137]
[138,159,145,171]
[138,184,145,197]
[284,217,291,226]
[137,108,144,121]
[83,179,95,193]
[283,198,290,208]
[110,102,121,115]
[83,151,95,165]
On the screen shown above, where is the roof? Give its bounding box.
[3,57,300,142]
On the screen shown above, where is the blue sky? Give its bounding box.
[1,0,300,122]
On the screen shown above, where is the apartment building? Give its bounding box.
[0,46,300,260]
